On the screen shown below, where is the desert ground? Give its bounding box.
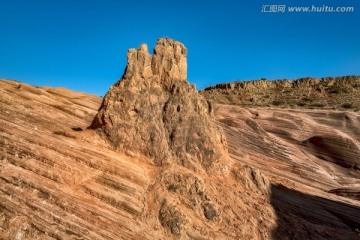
[1,37,359,240]
[1,78,359,239]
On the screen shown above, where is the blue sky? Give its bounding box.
[1,0,359,96]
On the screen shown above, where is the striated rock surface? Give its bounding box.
[2,38,360,240]
[90,38,227,170]
[0,80,162,239]
[1,78,360,239]
[215,103,360,198]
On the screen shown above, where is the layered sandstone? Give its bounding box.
[1,38,360,240]
[1,78,360,239]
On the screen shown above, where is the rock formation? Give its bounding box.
[2,39,360,239]
[2,75,360,239]
[89,38,274,237]
[201,75,360,110]
[90,38,228,170]
[203,76,360,92]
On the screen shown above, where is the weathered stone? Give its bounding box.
[90,38,228,170]
[232,164,270,194]
[202,201,218,220]
[158,200,188,235]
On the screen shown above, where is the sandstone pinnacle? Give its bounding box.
[123,38,187,84]
[90,38,228,170]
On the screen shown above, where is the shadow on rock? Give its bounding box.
[270,184,360,240]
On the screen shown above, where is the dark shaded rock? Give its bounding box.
[328,188,360,201]
[303,135,360,169]
[202,201,218,220]
[71,127,83,131]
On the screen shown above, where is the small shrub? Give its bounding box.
[272,100,284,106]
[341,103,353,109]
[329,85,340,93]
[297,102,307,107]
[301,97,311,102]
[167,184,178,192]
[329,85,348,94]
[310,103,325,108]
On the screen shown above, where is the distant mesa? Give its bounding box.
[201,75,360,110]
[90,38,228,170]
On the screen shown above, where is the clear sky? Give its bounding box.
[1,0,359,96]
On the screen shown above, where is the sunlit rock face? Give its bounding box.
[90,38,228,170]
